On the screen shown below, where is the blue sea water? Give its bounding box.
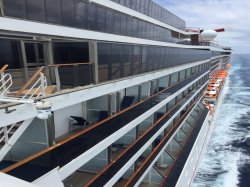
[192,54,250,187]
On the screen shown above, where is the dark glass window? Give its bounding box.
[0,39,22,69]
[3,0,182,44]
[23,42,45,65]
[132,46,142,75]
[45,0,62,24]
[120,14,127,36]
[86,3,97,30]
[114,11,121,34]
[122,45,131,77]
[97,6,106,32]
[131,0,136,10]
[3,0,27,18]
[98,43,111,82]
[132,18,138,37]
[127,16,133,36]
[125,0,131,8]
[26,0,46,21]
[111,44,122,79]
[120,0,126,6]
[53,42,89,64]
[141,46,148,72]
[137,20,143,38]
[106,9,114,33]
[75,1,86,28]
[97,42,211,82]
[61,0,75,26]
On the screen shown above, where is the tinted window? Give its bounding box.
[114,11,121,34]
[132,18,138,37]
[3,0,26,18]
[61,0,75,26]
[86,3,97,30]
[0,39,21,69]
[120,14,127,35]
[106,9,114,33]
[53,42,89,64]
[26,0,46,21]
[98,43,111,82]
[75,1,86,28]
[96,6,106,32]
[45,0,62,24]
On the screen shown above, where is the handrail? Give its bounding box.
[1,69,208,177]
[84,80,207,187]
[21,73,47,99]
[1,71,181,173]
[48,62,92,67]
[124,94,204,186]
[0,65,8,73]
[159,109,208,187]
[15,66,45,97]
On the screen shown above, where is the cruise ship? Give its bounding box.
[0,0,231,186]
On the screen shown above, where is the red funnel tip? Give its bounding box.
[214,28,225,32]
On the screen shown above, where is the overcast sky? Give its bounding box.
[154,0,250,54]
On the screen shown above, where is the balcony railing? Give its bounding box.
[85,80,207,187]
[1,68,208,182]
[160,108,209,187]
[0,63,93,102]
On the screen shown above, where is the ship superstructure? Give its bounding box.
[0,0,231,186]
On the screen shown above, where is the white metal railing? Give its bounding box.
[21,72,47,99]
[0,73,13,97]
[0,123,17,144]
[0,118,34,161]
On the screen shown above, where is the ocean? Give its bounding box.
[192,54,250,187]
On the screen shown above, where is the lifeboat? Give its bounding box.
[210,77,225,83]
[206,87,218,95]
[208,81,221,89]
[226,64,231,69]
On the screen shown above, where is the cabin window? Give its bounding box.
[75,1,86,28]
[53,42,89,64]
[45,0,62,24]
[26,0,46,21]
[3,0,26,18]
[61,0,75,26]
[0,39,22,69]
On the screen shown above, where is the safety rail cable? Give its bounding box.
[124,92,206,187]
[85,81,207,187]
[0,73,13,97]
[0,123,17,143]
[1,68,209,182]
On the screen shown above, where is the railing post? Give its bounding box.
[74,64,79,87]
[3,126,8,144]
[89,41,99,84]
[54,67,61,92]
[40,73,46,96]
[0,0,4,16]
[0,72,6,96]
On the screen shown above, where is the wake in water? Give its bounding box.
[193,54,250,187]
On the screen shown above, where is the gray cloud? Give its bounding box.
[154,0,250,53]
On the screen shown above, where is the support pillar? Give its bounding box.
[89,41,98,84]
